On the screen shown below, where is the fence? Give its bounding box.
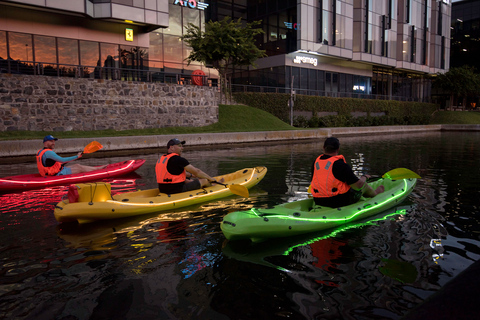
[0,59,213,87]
[1,58,425,102]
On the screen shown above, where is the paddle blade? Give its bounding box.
[228,184,249,198]
[83,141,103,154]
[382,168,421,180]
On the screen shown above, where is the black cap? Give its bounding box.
[324,137,340,151]
[167,138,185,148]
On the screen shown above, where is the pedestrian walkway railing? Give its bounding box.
[0,58,426,102]
[0,59,213,86]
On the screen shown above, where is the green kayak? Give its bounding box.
[221,177,417,243]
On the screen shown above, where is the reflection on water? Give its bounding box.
[0,131,480,319]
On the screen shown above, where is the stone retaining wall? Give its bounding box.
[0,74,219,131]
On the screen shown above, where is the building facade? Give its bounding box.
[220,0,451,102]
[451,0,480,70]
[0,0,451,102]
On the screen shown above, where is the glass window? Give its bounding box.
[274,66,285,87]
[345,74,353,93]
[79,40,99,78]
[317,70,325,92]
[120,45,135,69]
[322,9,329,44]
[292,67,301,88]
[402,37,409,61]
[183,5,200,34]
[336,15,344,48]
[0,31,7,73]
[166,3,183,36]
[149,31,163,62]
[332,73,338,92]
[149,61,163,70]
[183,62,203,71]
[80,40,99,67]
[8,32,32,62]
[308,68,317,92]
[34,35,56,64]
[164,34,183,63]
[366,23,373,53]
[0,31,6,60]
[58,38,79,65]
[325,72,331,92]
[101,43,119,79]
[119,45,147,80]
[299,68,308,91]
[101,43,119,68]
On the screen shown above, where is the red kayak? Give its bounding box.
[0,159,145,193]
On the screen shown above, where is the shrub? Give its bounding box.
[233,92,438,127]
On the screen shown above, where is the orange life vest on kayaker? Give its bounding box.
[155,153,186,184]
[36,149,63,177]
[310,154,351,198]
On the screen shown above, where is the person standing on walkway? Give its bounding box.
[156,138,222,194]
[36,135,105,176]
[310,137,384,208]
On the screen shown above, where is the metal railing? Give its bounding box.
[0,59,428,102]
[0,59,213,86]
[230,84,425,102]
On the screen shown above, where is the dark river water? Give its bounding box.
[1,131,479,320]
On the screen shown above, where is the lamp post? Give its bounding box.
[25,44,28,62]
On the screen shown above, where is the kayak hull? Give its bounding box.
[54,166,267,224]
[221,177,417,242]
[0,159,145,193]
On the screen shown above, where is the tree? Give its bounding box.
[182,17,266,103]
[433,65,480,110]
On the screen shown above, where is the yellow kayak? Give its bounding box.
[54,166,267,224]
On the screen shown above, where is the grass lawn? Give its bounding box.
[0,105,295,141]
[430,110,480,124]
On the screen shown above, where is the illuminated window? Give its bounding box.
[58,38,79,65]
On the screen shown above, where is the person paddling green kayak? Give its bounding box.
[311,137,384,208]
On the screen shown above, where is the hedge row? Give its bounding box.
[232,92,438,127]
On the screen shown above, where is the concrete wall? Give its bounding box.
[0,74,219,132]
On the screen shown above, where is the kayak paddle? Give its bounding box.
[215,181,249,198]
[307,168,421,193]
[83,141,103,154]
[382,168,421,180]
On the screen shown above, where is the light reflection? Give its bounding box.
[222,206,414,270]
[8,32,32,61]
[1,176,142,231]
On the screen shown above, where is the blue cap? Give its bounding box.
[43,135,58,143]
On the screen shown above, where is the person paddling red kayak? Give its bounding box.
[36,135,107,176]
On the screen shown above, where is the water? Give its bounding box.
[1,131,479,319]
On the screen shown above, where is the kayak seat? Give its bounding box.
[68,184,79,203]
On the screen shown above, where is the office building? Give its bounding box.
[0,0,451,102]
[451,0,480,70]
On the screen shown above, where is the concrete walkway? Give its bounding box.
[1,124,479,160]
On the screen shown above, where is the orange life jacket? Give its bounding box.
[155,153,186,184]
[310,154,351,198]
[36,149,63,177]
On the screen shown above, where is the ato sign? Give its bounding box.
[174,0,209,10]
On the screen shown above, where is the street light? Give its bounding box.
[25,44,28,62]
